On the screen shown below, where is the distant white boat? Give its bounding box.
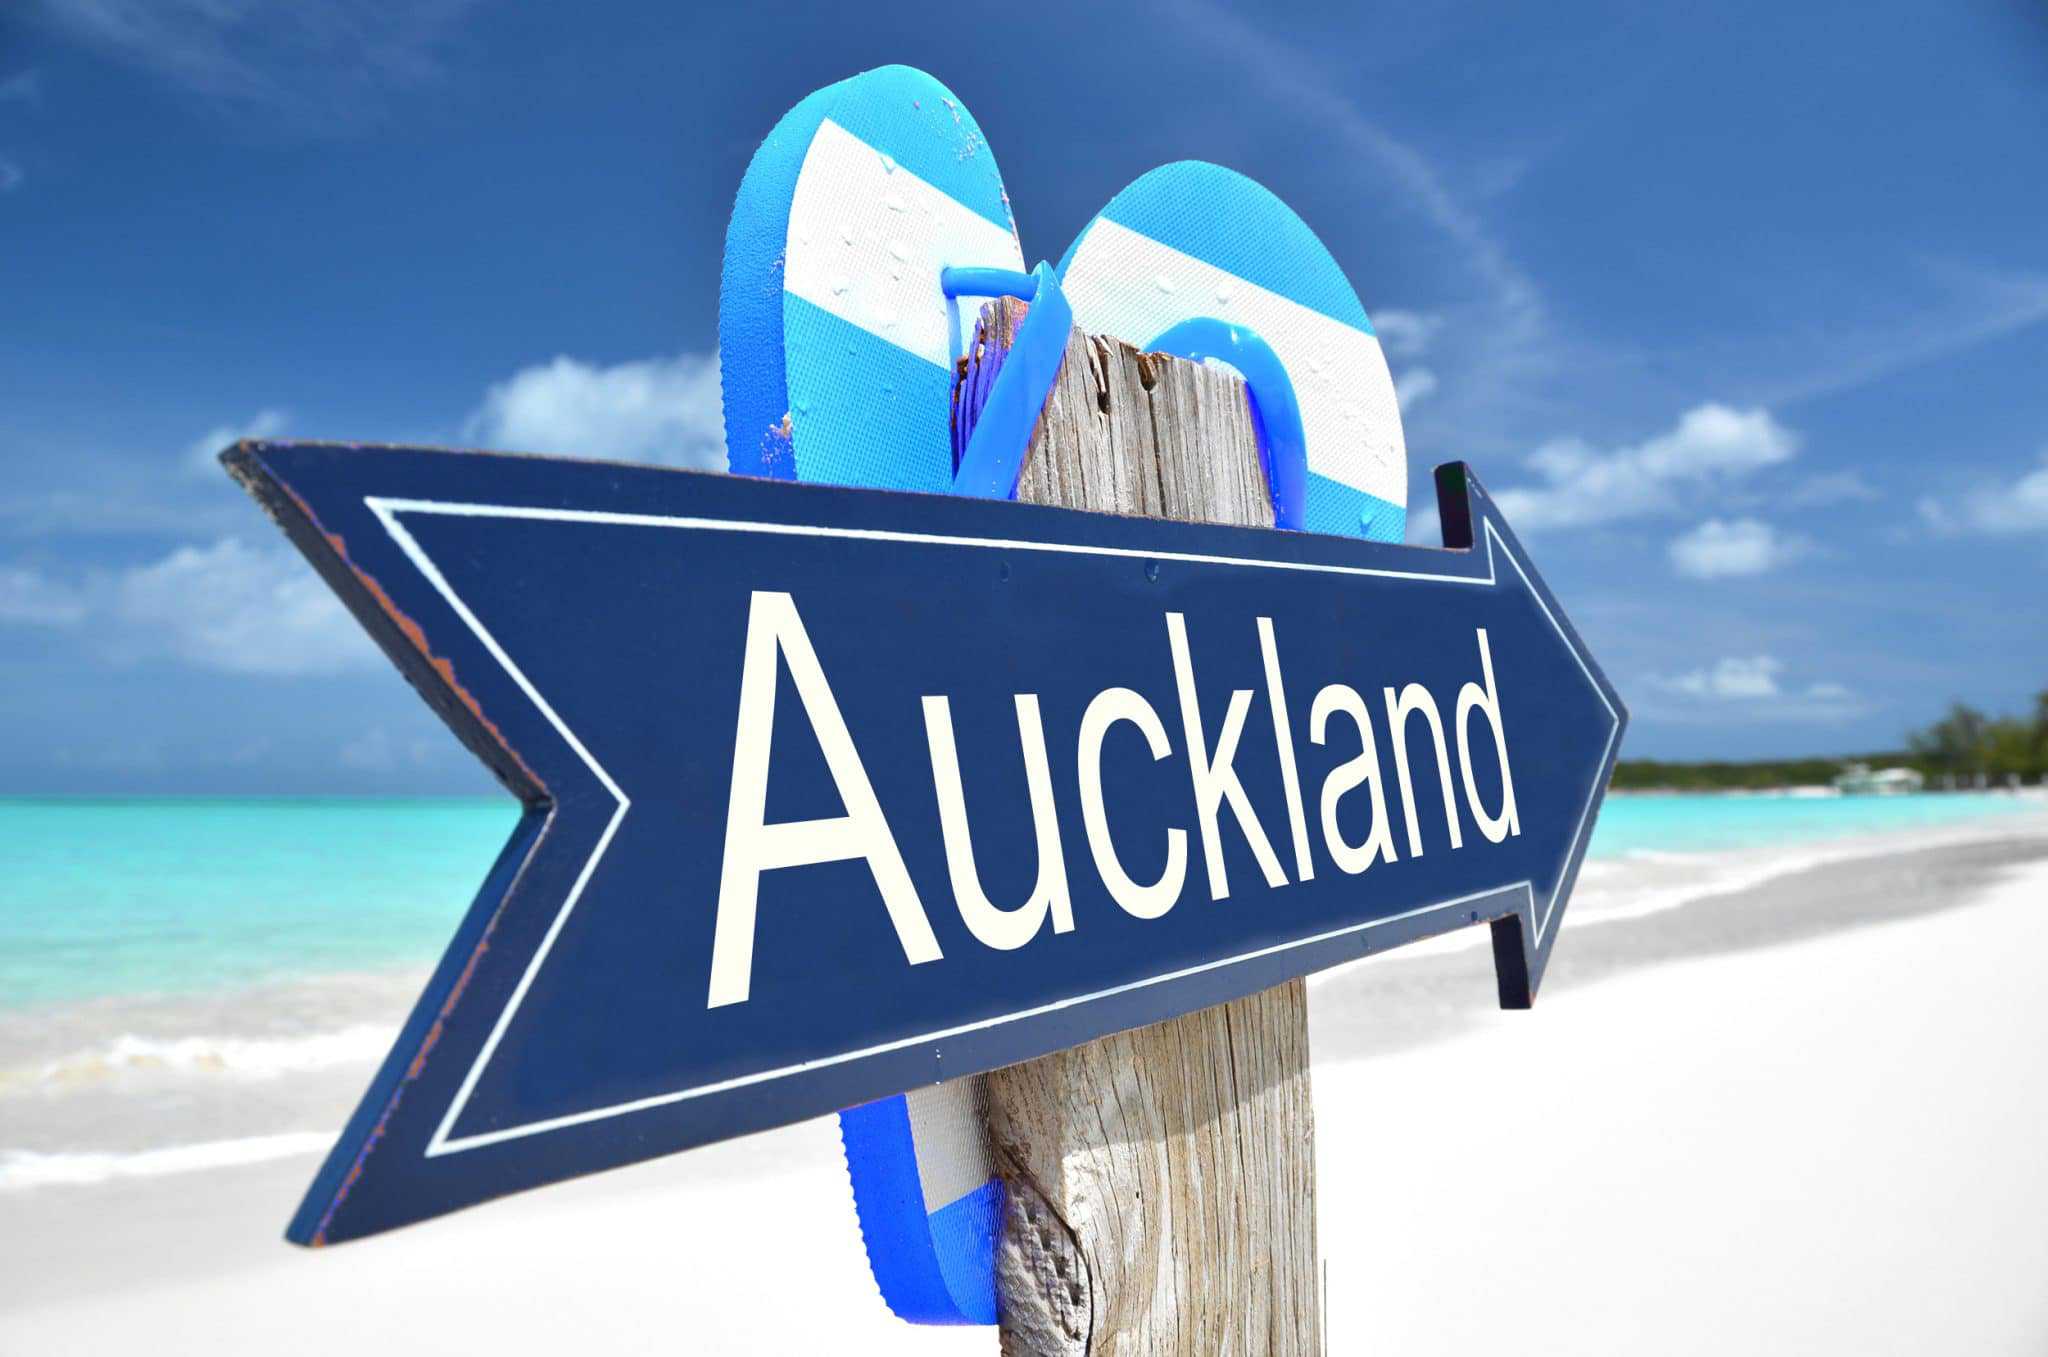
[1832,762,1925,795]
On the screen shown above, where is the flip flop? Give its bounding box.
[719,74,1410,1333]
[721,64,1025,493]
[718,64,1023,1327]
[1057,160,1407,541]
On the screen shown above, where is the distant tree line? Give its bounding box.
[1905,693,2048,780]
[1610,757,1868,792]
[1612,690,2048,791]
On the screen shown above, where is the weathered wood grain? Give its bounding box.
[955,298,1321,1356]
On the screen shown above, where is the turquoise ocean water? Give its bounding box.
[1,793,2036,1013]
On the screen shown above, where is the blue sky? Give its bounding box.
[2,0,2045,794]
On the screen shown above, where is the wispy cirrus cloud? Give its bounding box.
[34,0,479,132]
[0,70,35,193]
[1172,0,1556,455]
[1716,260,2048,410]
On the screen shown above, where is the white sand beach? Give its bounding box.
[5,813,2046,1354]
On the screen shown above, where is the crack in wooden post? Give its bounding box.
[957,297,1322,1356]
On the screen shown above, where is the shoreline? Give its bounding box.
[5,791,2033,1018]
[5,806,2046,1174]
[4,821,2045,1352]
[1310,819,2048,1064]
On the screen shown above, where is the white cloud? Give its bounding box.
[114,536,378,676]
[0,158,22,193]
[0,70,40,104]
[1394,367,1437,413]
[1645,656,1866,722]
[0,566,88,625]
[185,408,288,474]
[35,0,477,131]
[1917,450,2048,536]
[1372,310,1443,360]
[1373,308,1441,416]
[463,352,725,470]
[1494,403,1799,531]
[1403,497,1441,547]
[1659,655,1785,701]
[3,536,375,672]
[1668,517,1809,580]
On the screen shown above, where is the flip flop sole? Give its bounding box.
[1058,160,1408,542]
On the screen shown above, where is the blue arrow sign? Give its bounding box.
[227,441,1624,1245]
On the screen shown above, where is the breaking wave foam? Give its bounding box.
[1,1024,395,1094]
[0,1132,334,1191]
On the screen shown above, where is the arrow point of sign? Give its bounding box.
[1433,460,1630,1011]
[227,440,1630,1243]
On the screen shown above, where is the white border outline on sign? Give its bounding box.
[362,496,1621,1158]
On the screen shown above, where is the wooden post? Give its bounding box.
[955,299,1321,1356]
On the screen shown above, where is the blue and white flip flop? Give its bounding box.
[719,64,1019,1327]
[721,64,1025,494]
[719,69,1409,1331]
[1058,160,1407,541]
